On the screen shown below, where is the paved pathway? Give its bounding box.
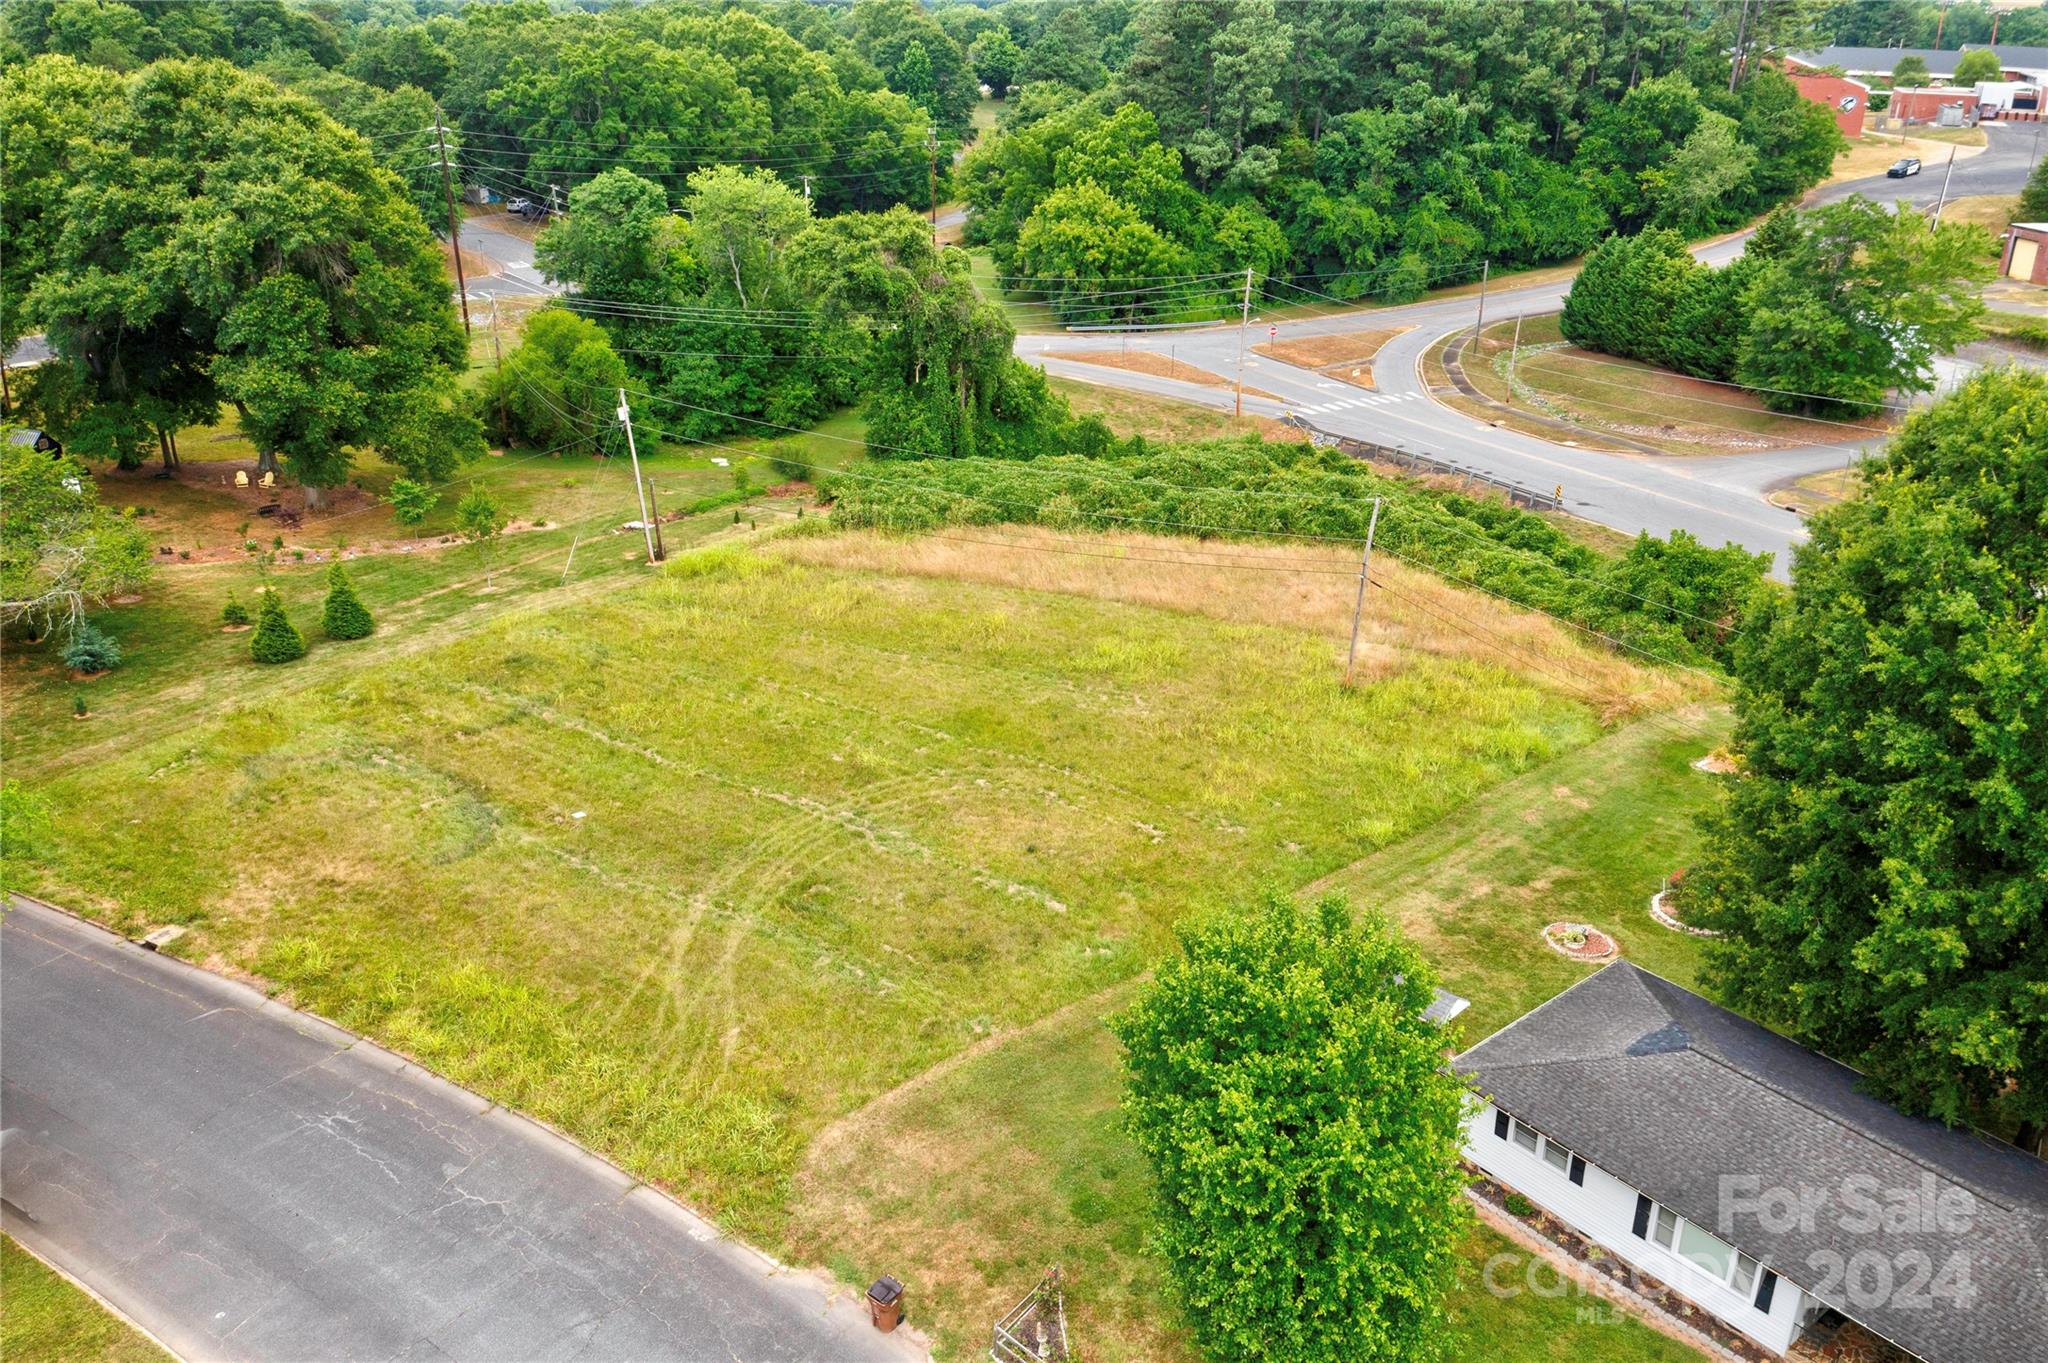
[0,897,920,1363]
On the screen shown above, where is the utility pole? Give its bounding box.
[1342,497,1383,685]
[1234,267,1254,419]
[1727,0,1752,93]
[1507,312,1525,405]
[1935,1,1948,48]
[1932,144,1958,224]
[801,173,813,205]
[434,109,471,336]
[644,476,666,560]
[615,388,658,563]
[1472,259,1490,341]
[926,124,939,243]
[490,298,508,447]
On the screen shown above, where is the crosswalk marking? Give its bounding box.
[1298,392,1422,414]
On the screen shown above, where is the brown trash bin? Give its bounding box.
[867,1275,904,1333]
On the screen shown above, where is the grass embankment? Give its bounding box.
[1048,376,1307,445]
[1,1237,165,1363]
[1457,316,1887,456]
[1979,309,2048,353]
[792,704,1726,1362]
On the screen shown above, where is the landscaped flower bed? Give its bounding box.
[1542,921,1617,961]
[1650,869,1722,938]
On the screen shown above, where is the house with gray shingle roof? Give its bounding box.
[1454,962,2048,1362]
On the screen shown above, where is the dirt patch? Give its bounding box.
[1045,350,1282,401]
[1253,327,1407,388]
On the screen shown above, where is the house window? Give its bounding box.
[1632,1196,1774,1302]
[1733,1252,1759,1296]
[1540,1137,1571,1174]
[1678,1220,1736,1279]
[1510,1119,1539,1154]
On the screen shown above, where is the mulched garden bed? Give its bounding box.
[1542,921,1617,961]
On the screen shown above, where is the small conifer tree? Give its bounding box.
[221,594,251,627]
[62,621,122,674]
[249,589,307,664]
[320,563,374,640]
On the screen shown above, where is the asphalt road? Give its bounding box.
[1013,125,2042,575]
[0,897,919,1363]
[455,215,563,301]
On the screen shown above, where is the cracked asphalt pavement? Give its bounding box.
[0,897,920,1363]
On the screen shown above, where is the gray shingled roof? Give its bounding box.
[1455,963,2048,1363]
[1791,44,2048,76]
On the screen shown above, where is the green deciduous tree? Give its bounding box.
[1646,110,1756,234]
[1,441,153,639]
[1692,368,2048,1152]
[320,562,373,640]
[456,480,507,587]
[1950,48,2003,85]
[388,478,437,527]
[1891,54,1931,86]
[19,58,482,507]
[1115,892,1469,1363]
[968,27,1022,96]
[248,587,306,664]
[477,309,628,453]
[2019,154,2048,221]
[1737,197,1993,414]
[1018,8,1106,91]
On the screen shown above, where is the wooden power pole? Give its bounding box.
[435,108,471,336]
[1234,267,1254,418]
[1343,498,1384,685]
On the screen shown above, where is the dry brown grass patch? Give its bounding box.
[773,527,1705,716]
[1045,350,1282,400]
[1253,327,1408,387]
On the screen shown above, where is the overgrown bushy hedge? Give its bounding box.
[825,439,1769,668]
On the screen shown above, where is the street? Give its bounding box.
[0,898,920,1363]
[1010,124,2041,574]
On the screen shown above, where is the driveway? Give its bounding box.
[0,897,921,1363]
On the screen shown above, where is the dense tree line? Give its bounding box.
[1561,201,1993,414]
[1819,0,2048,49]
[4,55,482,502]
[1691,367,2048,1154]
[961,2,1845,322]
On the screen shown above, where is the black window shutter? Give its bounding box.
[1632,1194,1651,1238]
[1569,1155,1586,1186]
[1494,1109,1510,1139]
[1754,1270,1778,1312]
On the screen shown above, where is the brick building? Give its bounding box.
[1789,72,1871,136]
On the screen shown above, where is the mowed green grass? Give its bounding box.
[1,1237,164,1363]
[793,714,1725,1362]
[15,536,1626,1243]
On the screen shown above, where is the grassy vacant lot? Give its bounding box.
[1461,317,1888,455]
[1048,375,1307,444]
[793,700,1725,1361]
[9,513,1724,1361]
[1,1237,164,1363]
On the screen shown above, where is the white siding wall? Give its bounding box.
[1463,1101,1807,1354]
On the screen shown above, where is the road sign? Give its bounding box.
[1268,324,1278,339]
